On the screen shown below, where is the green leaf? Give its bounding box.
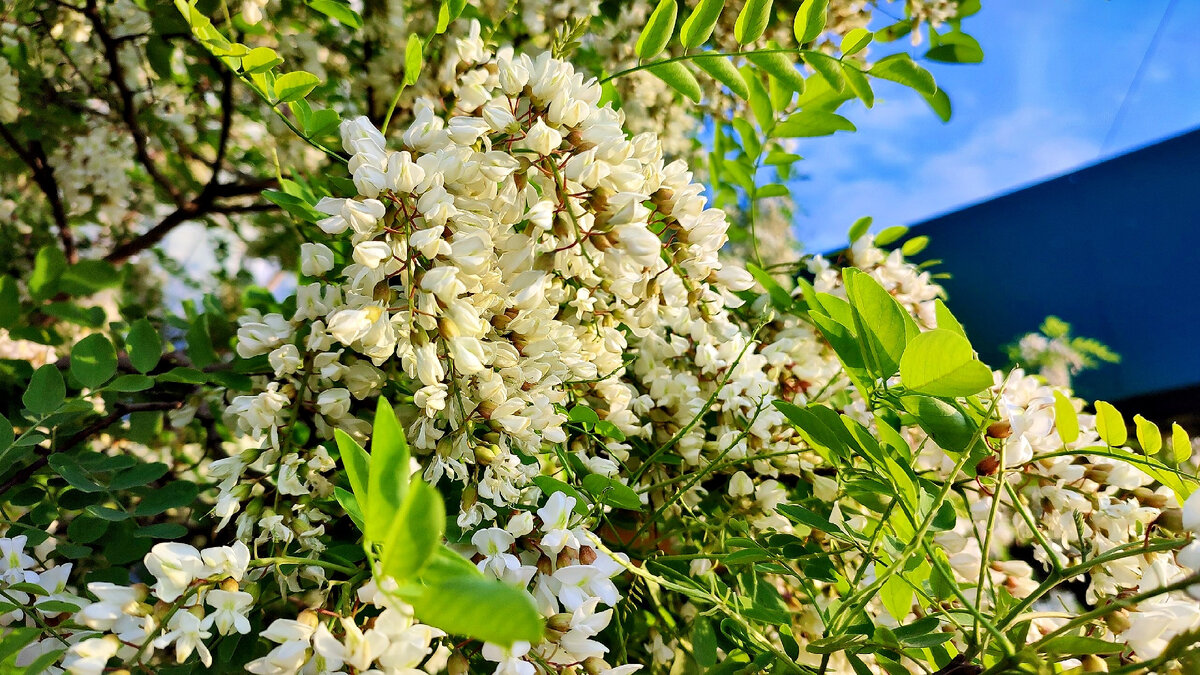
[58,260,121,296]
[842,65,874,107]
[241,46,282,73]
[841,27,872,55]
[568,405,600,425]
[747,263,795,313]
[531,476,590,514]
[336,429,371,510]
[680,0,725,48]
[1094,401,1127,447]
[874,225,908,246]
[693,616,718,666]
[693,56,750,100]
[24,364,65,414]
[742,66,774,129]
[48,455,106,493]
[915,88,950,124]
[744,50,806,93]
[131,522,188,539]
[869,53,937,96]
[0,413,12,452]
[1053,391,1079,445]
[1041,635,1124,656]
[901,235,929,256]
[335,487,366,532]
[29,245,67,301]
[793,0,828,44]
[804,52,845,92]
[1173,423,1192,464]
[843,268,915,379]
[925,32,984,64]
[648,61,703,102]
[408,575,544,645]
[881,573,912,621]
[933,299,964,336]
[403,35,424,86]
[776,503,843,537]
[581,474,642,510]
[367,398,411,542]
[274,71,321,103]
[108,374,155,393]
[901,396,976,454]
[307,0,363,28]
[636,0,678,59]
[899,330,993,398]
[1134,415,1162,456]
[847,216,872,243]
[734,0,772,44]
[0,275,19,328]
[125,319,162,373]
[382,480,445,580]
[773,110,854,137]
[185,315,216,369]
[109,462,170,490]
[133,480,199,516]
[435,0,467,33]
[71,334,118,389]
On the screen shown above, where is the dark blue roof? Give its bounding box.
[906,127,1200,402]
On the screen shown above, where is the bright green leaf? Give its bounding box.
[1094,401,1127,447]
[382,480,445,580]
[1172,423,1192,464]
[367,398,411,542]
[636,0,678,59]
[841,27,872,55]
[1134,415,1162,456]
[793,0,829,44]
[1053,391,1079,445]
[274,71,321,103]
[648,61,703,102]
[680,0,725,48]
[734,0,772,44]
[899,330,993,398]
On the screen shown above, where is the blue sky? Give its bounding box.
[791,0,1200,252]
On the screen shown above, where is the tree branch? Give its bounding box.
[82,0,182,204]
[0,123,75,262]
[0,400,184,496]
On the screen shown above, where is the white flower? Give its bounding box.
[300,242,335,276]
[155,609,213,667]
[0,535,37,584]
[144,543,206,602]
[537,492,579,555]
[268,344,302,376]
[77,582,144,631]
[523,118,562,156]
[472,528,519,577]
[203,589,253,635]
[1182,489,1200,532]
[62,635,120,675]
[353,240,393,269]
[317,388,352,419]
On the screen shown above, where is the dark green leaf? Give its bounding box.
[24,365,65,414]
[71,334,118,388]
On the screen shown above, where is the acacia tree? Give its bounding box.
[2,1,1199,674]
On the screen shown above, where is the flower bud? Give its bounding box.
[987,421,1013,439]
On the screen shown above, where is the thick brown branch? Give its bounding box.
[103,179,278,263]
[0,123,75,262]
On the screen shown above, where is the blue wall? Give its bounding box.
[905,128,1200,402]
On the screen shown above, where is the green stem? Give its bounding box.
[251,556,361,577]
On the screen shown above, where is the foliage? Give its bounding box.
[1,1,1198,674]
